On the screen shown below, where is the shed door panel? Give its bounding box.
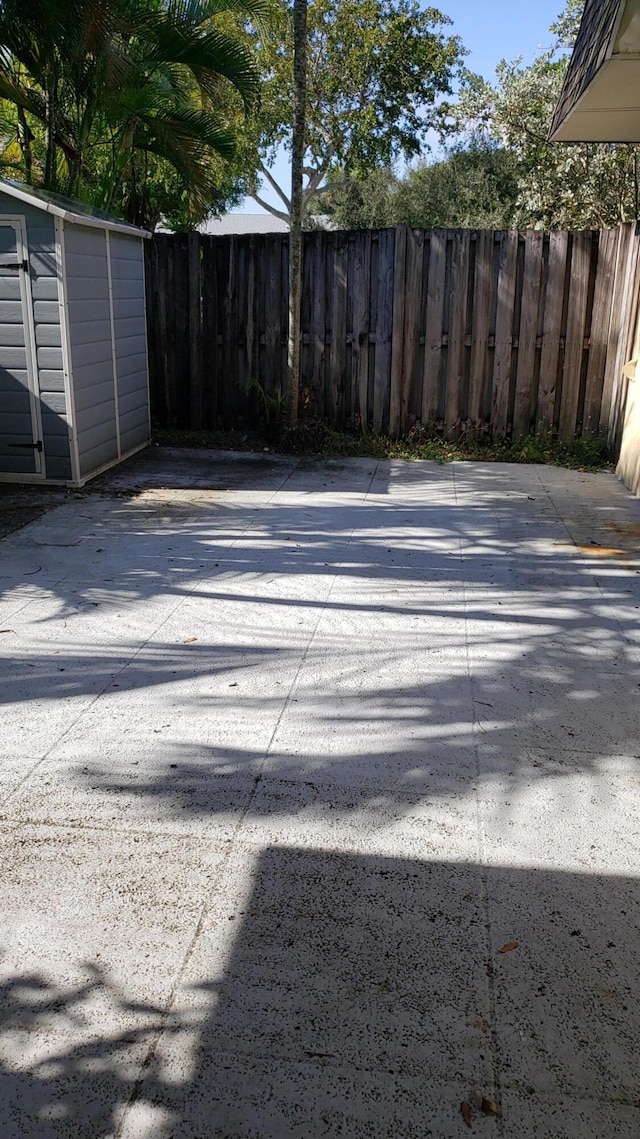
[0,223,42,475]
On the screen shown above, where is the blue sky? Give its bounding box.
[239,0,568,213]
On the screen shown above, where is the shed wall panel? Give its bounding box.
[109,233,149,449]
[0,197,71,479]
[36,325,62,348]
[65,276,109,302]
[37,346,64,370]
[117,351,147,380]
[65,222,118,477]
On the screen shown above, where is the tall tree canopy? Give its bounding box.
[245,0,463,221]
[0,0,265,228]
[321,145,519,230]
[453,1,640,228]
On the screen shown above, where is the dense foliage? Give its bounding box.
[318,0,640,233]
[0,0,265,228]
[321,145,519,230]
[242,0,464,220]
[1,0,637,233]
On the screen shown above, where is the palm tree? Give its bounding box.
[0,0,266,226]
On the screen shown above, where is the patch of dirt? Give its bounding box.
[0,485,73,540]
[605,521,640,540]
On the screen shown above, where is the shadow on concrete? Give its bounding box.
[1,848,639,1136]
[1,456,640,807]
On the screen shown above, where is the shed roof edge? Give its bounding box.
[0,179,151,238]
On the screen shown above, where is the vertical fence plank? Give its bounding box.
[558,231,591,440]
[263,234,283,409]
[512,230,544,437]
[246,234,257,402]
[173,233,190,428]
[444,230,470,437]
[306,232,326,419]
[201,238,218,426]
[421,229,447,426]
[537,230,568,436]
[145,236,167,426]
[599,226,626,436]
[328,232,348,423]
[323,233,336,421]
[162,236,176,427]
[187,232,202,429]
[468,229,494,433]
[608,224,640,450]
[220,236,236,426]
[583,228,617,434]
[373,228,395,434]
[491,231,519,439]
[398,228,424,434]
[351,230,372,432]
[389,225,408,437]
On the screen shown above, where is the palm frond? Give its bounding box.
[138,104,237,159]
[144,21,260,109]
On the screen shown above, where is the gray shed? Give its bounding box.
[0,178,151,486]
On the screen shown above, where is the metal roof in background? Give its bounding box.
[198,213,290,235]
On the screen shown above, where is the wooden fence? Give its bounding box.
[145,223,640,449]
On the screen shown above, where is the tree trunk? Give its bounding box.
[287,0,307,429]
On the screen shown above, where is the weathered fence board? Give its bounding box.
[513,230,543,438]
[421,229,446,427]
[559,231,591,441]
[352,231,371,430]
[607,223,640,450]
[583,228,616,433]
[145,223,640,450]
[537,230,569,436]
[491,231,519,439]
[468,228,494,431]
[373,228,394,434]
[445,230,470,438]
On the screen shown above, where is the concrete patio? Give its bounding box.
[1,448,640,1138]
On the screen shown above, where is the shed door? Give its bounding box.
[0,220,42,476]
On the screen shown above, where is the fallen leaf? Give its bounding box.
[229,681,237,687]
[595,986,619,1000]
[466,1017,491,1032]
[461,1101,473,1128]
[498,941,519,954]
[481,1097,501,1117]
[182,637,197,643]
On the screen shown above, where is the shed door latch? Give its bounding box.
[8,440,43,452]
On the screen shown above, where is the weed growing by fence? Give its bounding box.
[152,425,612,471]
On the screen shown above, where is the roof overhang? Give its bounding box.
[550,0,640,143]
[551,55,640,141]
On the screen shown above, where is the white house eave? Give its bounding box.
[550,55,640,142]
[0,180,151,238]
